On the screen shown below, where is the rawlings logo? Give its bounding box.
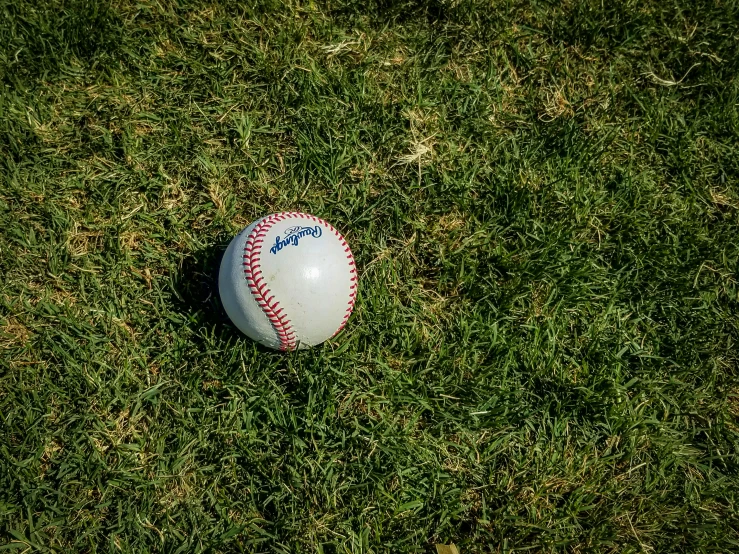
[270,225,322,254]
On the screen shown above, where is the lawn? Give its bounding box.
[1,0,738,552]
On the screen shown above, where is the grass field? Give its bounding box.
[1,0,739,551]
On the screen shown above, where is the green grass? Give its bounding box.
[1,0,738,551]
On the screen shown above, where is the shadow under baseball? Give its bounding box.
[169,241,232,332]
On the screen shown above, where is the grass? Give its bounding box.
[1,0,738,551]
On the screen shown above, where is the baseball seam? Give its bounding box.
[242,211,357,351]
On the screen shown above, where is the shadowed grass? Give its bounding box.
[1,0,738,552]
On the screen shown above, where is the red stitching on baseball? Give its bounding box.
[243,212,300,351]
[243,211,357,348]
[332,231,358,338]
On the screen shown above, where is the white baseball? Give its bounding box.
[218,212,358,350]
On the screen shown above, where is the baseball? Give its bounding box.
[218,212,358,350]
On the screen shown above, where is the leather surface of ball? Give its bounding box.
[218,212,358,350]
